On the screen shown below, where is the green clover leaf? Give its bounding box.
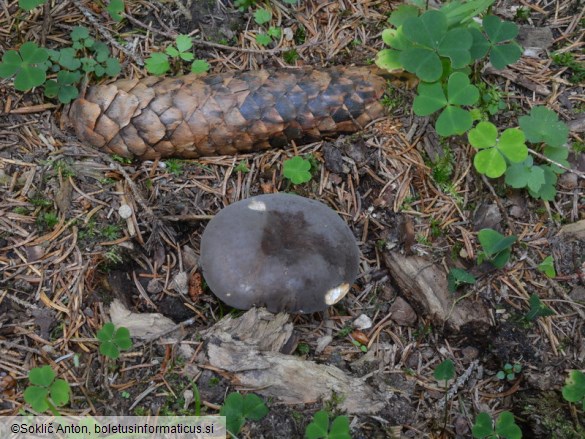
[388,5,419,28]
[527,165,558,200]
[145,52,170,75]
[434,359,455,382]
[19,0,46,11]
[495,411,522,439]
[399,10,472,81]
[447,268,476,292]
[519,106,569,147]
[469,122,527,178]
[107,0,124,22]
[175,34,193,53]
[97,322,132,359]
[220,393,268,435]
[537,255,556,278]
[504,157,546,192]
[414,72,478,136]
[525,293,554,321]
[256,33,272,46]
[191,59,210,74]
[470,15,522,69]
[283,156,312,184]
[254,8,272,25]
[0,42,49,91]
[562,370,585,408]
[472,412,494,438]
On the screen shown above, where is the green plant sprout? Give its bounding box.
[552,51,585,84]
[234,160,250,173]
[477,228,517,269]
[537,256,556,278]
[434,358,455,384]
[477,82,507,116]
[24,365,70,414]
[219,392,268,437]
[562,370,585,410]
[19,0,46,11]
[447,268,476,292]
[468,122,527,178]
[145,34,209,75]
[413,72,479,136]
[497,363,521,381]
[305,410,351,439]
[524,294,554,321]
[96,322,132,359]
[164,159,185,176]
[434,359,455,430]
[472,411,522,439]
[0,42,49,91]
[283,156,312,184]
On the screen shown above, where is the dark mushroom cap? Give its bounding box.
[200,193,360,313]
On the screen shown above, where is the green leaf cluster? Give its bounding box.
[283,156,312,184]
[378,3,520,137]
[504,106,570,200]
[24,365,70,414]
[96,322,133,359]
[477,228,516,269]
[562,370,585,410]
[496,363,521,381]
[145,34,209,75]
[305,410,351,439]
[0,26,122,103]
[472,411,522,439]
[219,392,268,436]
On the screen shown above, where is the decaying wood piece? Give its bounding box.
[64,66,386,160]
[383,252,492,333]
[200,308,388,414]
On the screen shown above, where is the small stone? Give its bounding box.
[389,297,417,327]
[118,204,132,219]
[462,346,479,360]
[315,335,333,355]
[509,205,526,219]
[171,271,189,295]
[353,314,373,330]
[570,286,585,303]
[559,172,578,190]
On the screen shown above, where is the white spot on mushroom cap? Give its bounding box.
[247,200,266,211]
[325,283,350,305]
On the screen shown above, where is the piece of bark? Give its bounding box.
[200,308,388,414]
[383,252,491,333]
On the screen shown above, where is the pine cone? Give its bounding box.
[65,66,386,160]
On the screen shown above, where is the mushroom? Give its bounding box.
[199,193,360,313]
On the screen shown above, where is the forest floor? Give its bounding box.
[0,0,584,438]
